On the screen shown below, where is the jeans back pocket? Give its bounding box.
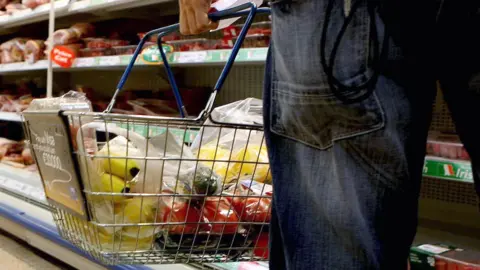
[270,81,384,150]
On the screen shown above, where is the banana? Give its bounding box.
[231,145,272,183]
[102,154,140,182]
[99,173,130,203]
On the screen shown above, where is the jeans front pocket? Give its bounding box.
[270,81,385,150]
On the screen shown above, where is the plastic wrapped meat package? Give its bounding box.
[22,0,49,9]
[24,40,45,64]
[48,23,95,47]
[166,38,217,52]
[5,3,27,15]
[426,132,470,160]
[0,38,27,63]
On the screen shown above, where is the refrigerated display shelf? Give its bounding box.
[0,0,70,29]
[423,156,473,183]
[0,191,198,270]
[0,48,268,74]
[0,163,46,205]
[0,0,172,30]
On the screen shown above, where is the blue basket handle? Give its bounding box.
[105,2,270,119]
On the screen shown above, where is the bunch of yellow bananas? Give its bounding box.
[197,144,272,184]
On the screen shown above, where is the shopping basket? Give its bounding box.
[23,3,272,265]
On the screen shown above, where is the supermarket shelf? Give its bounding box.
[0,48,268,74]
[423,156,473,183]
[0,191,197,270]
[0,112,23,122]
[0,0,70,29]
[68,0,171,14]
[0,163,46,205]
[0,0,172,30]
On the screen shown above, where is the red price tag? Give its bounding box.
[51,46,76,68]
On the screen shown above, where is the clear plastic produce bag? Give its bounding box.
[191,98,271,184]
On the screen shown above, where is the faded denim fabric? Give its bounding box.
[264,0,438,269]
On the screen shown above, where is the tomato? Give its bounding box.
[238,197,271,223]
[202,198,239,234]
[161,200,203,234]
[227,185,271,223]
[253,232,269,259]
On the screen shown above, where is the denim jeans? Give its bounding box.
[264,0,480,269]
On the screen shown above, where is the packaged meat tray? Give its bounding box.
[410,244,480,270]
[83,38,129,49]
[228,34,270,49]
[223,21,271,38]
[435,250,480,270]
[165,38,217,52]
[426,132,469,160]
[79,48,115,57]
[112,45,137,55]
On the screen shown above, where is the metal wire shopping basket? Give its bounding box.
[23,3,272,266]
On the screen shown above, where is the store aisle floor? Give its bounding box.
[0,230,74,270]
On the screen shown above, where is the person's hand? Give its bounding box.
[179,0,219,35]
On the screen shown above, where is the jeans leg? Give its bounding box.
[265,0,437,269]
[437,0,480,198]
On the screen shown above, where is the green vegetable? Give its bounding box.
[192,166,219,196]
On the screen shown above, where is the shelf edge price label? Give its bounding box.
[75,57,96,67]
[176,51,208,63]
[51,46,76,68]
[98,56,121,66]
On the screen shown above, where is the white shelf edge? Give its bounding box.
[0,163,46,203]
[0,48,268,74]
[0,112,24,122]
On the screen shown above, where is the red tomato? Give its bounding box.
[253,232,269,259]
[227,185,272,223]
[239,197,271,223]
[162,201,202,234]
[202,198,239,234]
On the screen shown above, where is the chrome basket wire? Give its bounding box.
[25,3,273,265]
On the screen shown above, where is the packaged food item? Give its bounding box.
[108,39,129,47]
[0,38,27,63]
[224,180,272,223]
[24,40,45,64]
[192,98,269,183]
[0,0,9,9]
[224,21,271,38]
[83,38,128,49]
[426,132,469,160]
[247,21,272,36]
[22,0,49,9]
[49,23,95,46]
[155,194,249,256]
[112,45,137,55]
[83,38,110,49]
[79,47,115,57]
[201,197,240,234]
[51,29,80,46]
[166,38,215,52]
[235,34,270,48]
[410,244,480,270]
[5,3,27,14]
[159,195,203,234]
[70,23,95,39]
